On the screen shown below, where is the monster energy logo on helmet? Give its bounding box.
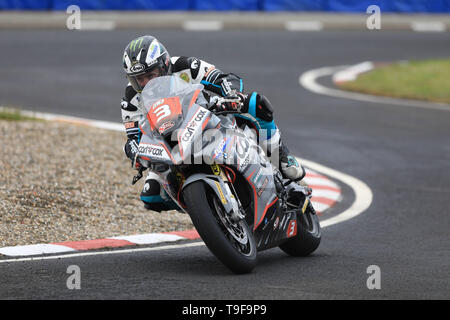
[123,35,171,92]
[129,37,144,53]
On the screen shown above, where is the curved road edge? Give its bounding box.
[297,157,372,228]
[299,64,450,112]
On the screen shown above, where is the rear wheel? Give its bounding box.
[183,181,257,274]
[279,202,321,256]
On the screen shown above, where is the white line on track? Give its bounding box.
[182,21,223,31]
[411,22,446,32]
[285,21,323,31]
[0,242,205,264]
[310,189,341,200]
[302,176,339,188]
[80,20,116,31]
[0,107,124,131]
[332,61,374,83]
[299,65,450,112]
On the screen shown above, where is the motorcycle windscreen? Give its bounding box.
[141,75,204,137]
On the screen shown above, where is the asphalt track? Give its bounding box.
[0,29,449,300]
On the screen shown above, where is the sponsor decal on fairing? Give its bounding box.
[138,143,171,161]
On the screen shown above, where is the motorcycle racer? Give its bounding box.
[121,35,305,212]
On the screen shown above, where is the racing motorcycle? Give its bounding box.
[133,75,321,274]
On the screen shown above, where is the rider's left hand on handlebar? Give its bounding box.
[211,92,247,112]
[224,91,246,111]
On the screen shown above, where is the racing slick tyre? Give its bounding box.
[183,181,257,274]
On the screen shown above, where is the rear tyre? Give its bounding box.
[279,202,321,256]
[183,181,257,274]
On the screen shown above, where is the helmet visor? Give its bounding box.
[127,67,162,93]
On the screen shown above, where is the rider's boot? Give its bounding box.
[261,127,305,182]
[279,141,305,182]
[140,171,178,212]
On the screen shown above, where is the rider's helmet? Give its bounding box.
[123,35,171,93]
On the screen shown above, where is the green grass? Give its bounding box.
[0,108,38,121]
[338,58,450,104]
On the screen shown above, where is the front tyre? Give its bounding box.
[183,181,257,274]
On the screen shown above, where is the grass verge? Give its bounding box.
[338,58,450,104]
[0,107,38,121]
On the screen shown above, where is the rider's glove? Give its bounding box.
[124,139,141,169]
[219,91,247,112]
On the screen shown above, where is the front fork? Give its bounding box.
[211,164,245,222]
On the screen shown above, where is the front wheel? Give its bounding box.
[182,181,257,274]
[279,201,321,256]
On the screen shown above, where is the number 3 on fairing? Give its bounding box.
[153,104,171,123]
[148,97,182,129]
